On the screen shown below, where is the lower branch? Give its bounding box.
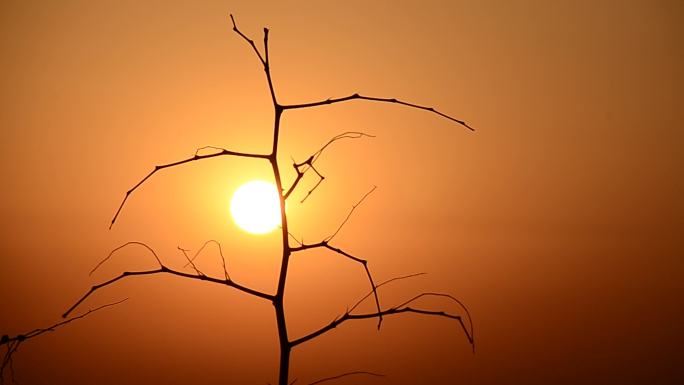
[1,299,127,385]
[63,266,273,318]
[291,305,473,349]
[291,242,383,329]
[308,371,384,385]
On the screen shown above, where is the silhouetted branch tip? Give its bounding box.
[2,299,127,384]
[326,185,377,242]
[90,241,162,276]
[308,371,384,385]
[283,93,473,131]
[284,132,373,202]
[109,147,269,228]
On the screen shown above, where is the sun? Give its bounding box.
[230,180,281,234]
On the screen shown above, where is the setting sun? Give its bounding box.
[230,180,281,234]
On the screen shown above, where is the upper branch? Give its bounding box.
[326,186,376,242]
[229,15,278,106]
[110,147,268,229]
[283,132,374,202]
[282,93,474,131]
[229,14,266,66]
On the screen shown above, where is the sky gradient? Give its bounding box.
[1,1,682,384]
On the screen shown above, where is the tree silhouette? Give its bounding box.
[2,15,474,385]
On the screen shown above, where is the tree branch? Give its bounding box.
[326,186,376,242]
[282,94,474,131]
[283,132,374,202]
[348,272,426,313]
[67,242,273,318]
[1,299,127,385]
[109,147,269,229]
[180,240,230,281]
[308,371,384,385]
[291,242,382,329]
[290,304,473,349]
[229,14,266,65]
[90,241,162,276]
[63,266,274,318]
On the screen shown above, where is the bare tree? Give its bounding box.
[3,15,474,385]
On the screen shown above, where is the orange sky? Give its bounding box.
[1,0,682,384]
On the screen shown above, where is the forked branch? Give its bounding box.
[290,302,474,350]
[326,186,376,242]
[109,147,269,229]
[179,239,230,281]
[1,299,127,385]
[291,242,382,329]
[290,273,474,351]
[283,94,474,131]
[64,242,273,318]
[284,132,374,202]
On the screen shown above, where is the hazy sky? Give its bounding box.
[1,1,682,384]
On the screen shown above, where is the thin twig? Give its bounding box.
[290,242,383,329]
[64,266,273,318]
[308,371,384,385]
[180,240,230,281]
[282,93,474,131]
[298,164,325,204]
[1,299,128,385]
[395,292,475,353]
[348,272,426,313]
[284,132,374,202]
[178,247,204,276]
[310,132,375,164]
[290,304,474,349]
[287,232,303,247]
[90,241,162,276]
[110,147,269,228]
[229,14,266,65]
[326,186,377,242]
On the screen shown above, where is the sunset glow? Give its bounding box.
[230,180,281,234]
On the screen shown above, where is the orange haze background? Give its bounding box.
[1,1,682,384]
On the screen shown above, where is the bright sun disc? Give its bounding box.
[230,180,281,234]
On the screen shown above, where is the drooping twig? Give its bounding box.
[229,14,265,66]
[64,266,274,318]
[290,303,473,349]
[291,242,382,329]
[229,14,278,106]
[284,132,374,202]
[1,299,127,385]
[348,272,426,313]
[178,247,204,276]
[67,242,273,318]
[282,94,474,131]
[90,241,163,276]
[180,240,230,281]
[292,278,474,351]
[326,186,377,242]
[110,147,269,229]
[308,371,384,385]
